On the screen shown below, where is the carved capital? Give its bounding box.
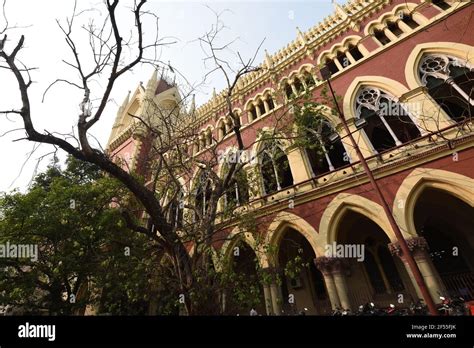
[314,257,349,275]
[388,236,429,257]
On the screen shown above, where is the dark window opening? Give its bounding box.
[284,83,293,99]
[337,51,350,69]
[378,97,421,143]
[225,169,249,208]
[348,44,363,61]
[426,72,474,122]
[195,175,212,217]
[374,29,390,45]
[306,122,347,176]
[169,191,184,228]
[387,21,403,37]
[250,106,258,121]
[294,78,304,94]
[261,144,293,194]
[401,13,419,29]
[267,97,275,111]
[433,0,451,11]
[257,101,265,116]
[305,73,315,88]
[324,58,339,75]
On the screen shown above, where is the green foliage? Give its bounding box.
[0,157,159,315]
[289,86,340,154]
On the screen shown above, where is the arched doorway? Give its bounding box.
[224,241,266,315]
[414,188,474,299]
[335,211,417,308]
[277,228,331,315]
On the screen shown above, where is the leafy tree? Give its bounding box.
[0,157,162,315]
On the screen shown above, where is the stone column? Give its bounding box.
[389,236,445,304]
[262,267,282,315]
[262,284,274,315]
[314,257,341,310]
[332,259,352,310]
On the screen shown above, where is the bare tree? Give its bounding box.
[0,0,299,315]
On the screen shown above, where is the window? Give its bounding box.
[260,141,293,194]
[304,72,316,88]
[257,100,265,116]
[284,82,293,99]
[355,87,421,153]
[225,117,233,134]
[305,120,348,176]
[324,58,339,75]
[400,13,419,29]
[267,96,275,111]
[387,21,403,37]
[336,51,350,69]
[218,120,226,140]
[168,190,184,228]
[433,0,451,11]
[223,166,249,209]
[374,29,390,45]
[195,172,212,218]
[294,78,304,94]
[206,130,213,147]
[419,54,474,122]
[348,44,364,61]
[249,105,258,122]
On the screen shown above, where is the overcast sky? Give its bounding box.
[0,0,337,193]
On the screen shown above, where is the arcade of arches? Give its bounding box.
[226,183,474,315]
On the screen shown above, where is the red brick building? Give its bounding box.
[107,0,474,315]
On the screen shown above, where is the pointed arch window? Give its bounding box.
[355,87,421,153]
[222,163,249,209]
[418,54,474,122]
[284,82,293,100]
[348,44,364,61]
[260,141,293,194]
[324,58,339,75]
[305,119,347,176]
[195,172,212,218]
[336,51,350,69]
[387,21,403,37]
[374,29,390,45]
[267,96,275,111]
[400,13,419,29]
[249,105,258,122]
[168,189,184,228]
[294,77,304,94]
[218,120,226,140]
[304,72,316,88]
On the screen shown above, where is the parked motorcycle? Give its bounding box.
[356,302,385,316]
[409,299,429,315]
[331,307,352,316]
[384,303,409,316]
[437,296,468,316]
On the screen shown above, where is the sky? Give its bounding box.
[0,0,339,193]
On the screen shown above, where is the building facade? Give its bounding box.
[107,0,474,315]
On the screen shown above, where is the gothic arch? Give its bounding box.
[316,35,364,64]
[318,193,410,247]
[392,168,474,234]
[363,3,425,36]
[219,225,269,268]
[342,76,410,119]
[405,42,474,90]
[265,211,322,264]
